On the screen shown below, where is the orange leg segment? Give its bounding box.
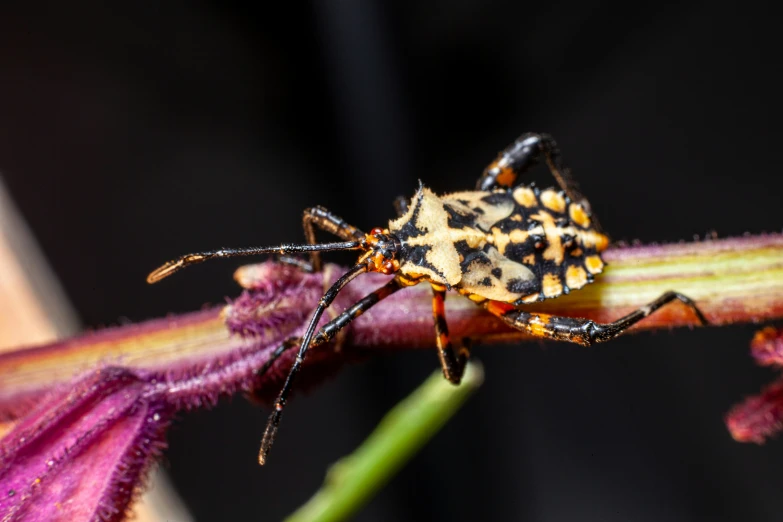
[432,286,472,384]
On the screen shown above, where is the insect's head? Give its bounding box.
[359,227,401,275]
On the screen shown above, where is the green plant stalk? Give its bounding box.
[285,362,485,522]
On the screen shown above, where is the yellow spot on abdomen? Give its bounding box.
[565,265,588,289]
[569,203,591,228]
[595,233,609,252]
[540,189,566,213]
[542,273,563,297]
[512,186,537,208]
[585,255,604,274]
[579,230,610,252]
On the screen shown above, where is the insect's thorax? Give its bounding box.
[388,186,609,304]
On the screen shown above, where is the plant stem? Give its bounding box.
[284,362,485,522]
[0,235,781,417]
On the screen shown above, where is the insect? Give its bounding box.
[147,132,708,464]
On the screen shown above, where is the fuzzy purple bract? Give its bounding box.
[0,368,166,521]
[0,263,330,522]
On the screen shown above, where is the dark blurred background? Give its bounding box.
[1,1,782,521]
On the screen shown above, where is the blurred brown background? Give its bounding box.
[1,2,781,521]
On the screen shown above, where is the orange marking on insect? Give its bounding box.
[595,233,610,252]
[381,260,399,274]
[467,293,487,303]
[487,300,515,316]
[569,203,591,228]
[565,265,588,289]
[522,254,536,265]
[396,274,420,286]
[493,163,516,187]
[540,189,566,213]
[528,314,552,336]
[542,273,563,297]
[437,333,449,349]
[432,293,446,316]
[585,255,604,274]
[512,186,537,208]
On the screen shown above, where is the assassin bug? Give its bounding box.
[147,132,708,464]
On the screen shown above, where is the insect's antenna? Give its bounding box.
[258,261,369,465]
[146,241,362,284]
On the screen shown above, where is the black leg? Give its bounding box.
[257,277,404,379]
[257,276,404,464]
[303,206,366,272]
[432,287,472,384]
[476,133,568,191]
[485,291,708,347]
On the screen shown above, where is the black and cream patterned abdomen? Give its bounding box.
[388,185,608,304]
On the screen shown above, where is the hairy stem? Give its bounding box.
[0,234,781,419]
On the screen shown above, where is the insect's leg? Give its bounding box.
[258,276,403,464]
[485,292,708,347]
[476,133,604,232]
[254,277,403,390]
[393,196,409,217]
[479,133,586,197]
[432,287,472,384]
[302,206,366,272]
[252,337,302,388]
[476,133,567,191]
[313,277,403,347]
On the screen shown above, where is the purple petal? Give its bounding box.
[0,368,168,522]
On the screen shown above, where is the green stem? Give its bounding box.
[284,362,485,522]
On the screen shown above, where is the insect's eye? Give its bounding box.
[370,227,384,237]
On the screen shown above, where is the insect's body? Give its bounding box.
[390,186,609,304]
[147,132,707,465]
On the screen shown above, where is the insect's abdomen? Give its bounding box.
[442,187,608,304]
